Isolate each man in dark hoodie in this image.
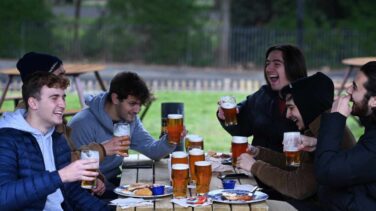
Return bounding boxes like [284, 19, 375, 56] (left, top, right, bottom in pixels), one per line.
[237, 72, 355, 210]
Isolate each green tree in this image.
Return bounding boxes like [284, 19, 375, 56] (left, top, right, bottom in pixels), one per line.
[0, 0, 54, 57]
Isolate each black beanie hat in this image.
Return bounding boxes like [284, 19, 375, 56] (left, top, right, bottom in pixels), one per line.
[281, 72, 334, 127]
[16, 52, 63, 83]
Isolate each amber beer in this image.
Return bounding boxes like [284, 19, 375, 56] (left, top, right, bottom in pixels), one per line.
[231, 136, 248, 166]
[195, 161, 212, 195]
[185, 134, 204, 151]
[283, 132, 301, 167]
[171, 151, 188, 165]
[167, 114, 184, 144]
[113, 122, 131, 155]
[80, 150, 99, 189]
[220, 96, 238, 126]
[189, 148, 205, 182]
[172, 164, 189, 198]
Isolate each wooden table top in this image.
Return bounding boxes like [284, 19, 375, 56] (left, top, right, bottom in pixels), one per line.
[0, 63, 106, 76]
[116, 154, 271, 211]
[342, 57, 376, 67]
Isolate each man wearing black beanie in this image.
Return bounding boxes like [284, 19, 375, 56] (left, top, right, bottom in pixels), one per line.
[236, 72, 355, 210]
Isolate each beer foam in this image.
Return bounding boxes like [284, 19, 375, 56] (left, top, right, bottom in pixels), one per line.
[185, 134, 199, 140]
[232, 136, 248, 144]
[113, 123, 130, 136]
[172, 163, 189, 170]
[189, 148, 204, 155]
[194, 161, 211, 166]
[283, 132, 300, 145]
[168, 114, 183, 119]
[221, 102, 236, 109]
[80, 150, 99, 159]
[172, 151, 188, 158]
[189, 135, 203, 142]
[284, 145, 299, 152]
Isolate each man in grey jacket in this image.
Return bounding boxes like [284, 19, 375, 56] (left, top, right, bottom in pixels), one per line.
[68, 71, 178, 190]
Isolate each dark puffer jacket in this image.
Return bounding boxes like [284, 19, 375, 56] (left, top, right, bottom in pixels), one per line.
[219, 85, 297, 152]
[0, 128, 108, 211]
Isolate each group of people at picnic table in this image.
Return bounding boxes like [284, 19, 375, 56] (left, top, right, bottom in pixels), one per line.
[0, 44, 374, 210]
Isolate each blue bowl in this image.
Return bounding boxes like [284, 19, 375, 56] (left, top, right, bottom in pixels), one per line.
[222, 179, 236, 189]
[151, 185, 165, 195]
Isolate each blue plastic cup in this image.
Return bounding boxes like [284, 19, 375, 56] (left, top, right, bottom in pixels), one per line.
[222, 179, 236, 189]
[151, 185, 165, 195]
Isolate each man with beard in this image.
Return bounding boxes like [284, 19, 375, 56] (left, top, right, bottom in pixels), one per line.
[315, 61, 376, 209]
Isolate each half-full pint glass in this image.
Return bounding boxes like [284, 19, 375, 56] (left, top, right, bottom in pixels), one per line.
[220, 96, 238, 126]
[185, 134, 204, 151]
[283, 132, 301, 167]
[231, 136, 248, 166]
[113, 122, 131, 155]
[172, 164, 189, 198]
[167, 114, 184, 144]
[195, 161, 212, 195]
[189, 148, 205, 182]
[80, 150, 99, 189]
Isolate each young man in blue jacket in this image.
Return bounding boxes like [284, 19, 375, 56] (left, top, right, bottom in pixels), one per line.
[315, 61, 376, 209]
[0, 72, 109, 210]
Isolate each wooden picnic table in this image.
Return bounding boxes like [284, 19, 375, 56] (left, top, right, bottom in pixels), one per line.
[338, 57, 376, 96]
[116, 154, 296, 211]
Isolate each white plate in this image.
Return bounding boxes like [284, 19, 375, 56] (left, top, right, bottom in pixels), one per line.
[208, 189, 268, 204]
[114, 185, 173, 198]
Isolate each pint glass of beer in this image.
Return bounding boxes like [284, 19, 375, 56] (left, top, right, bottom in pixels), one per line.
[113, 122, 131, 155]
[188, 148, 205, 182]
[185, 134, 204, 151]
[80, 150, 99, 189]
[167, 114, 184, 145]
[220, 96, 238, 126]
[283, 132, 301, 167]
[171, 151, 189, 165]
[172, 164, 189, 198]
[195, 161, 212, 195]
[231, 136, 248, 166]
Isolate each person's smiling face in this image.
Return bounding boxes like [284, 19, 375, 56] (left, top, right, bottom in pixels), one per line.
[265, 50, 290, 91]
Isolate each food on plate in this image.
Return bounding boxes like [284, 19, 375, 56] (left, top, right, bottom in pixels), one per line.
[134, 188, 153, 196]
[221, 192, 253, 201]
[207, 151, 231, 159]
[127, 183, 151, 191]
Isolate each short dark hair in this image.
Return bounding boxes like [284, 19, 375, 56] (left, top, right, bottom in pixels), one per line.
[360, 61, 376, 120]
[107, 72, 151, 105]
[264, 44, 307, 85]
[22, 72, 70, 110]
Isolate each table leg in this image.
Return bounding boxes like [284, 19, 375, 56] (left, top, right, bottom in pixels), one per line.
[0, 75, 13, 110]
[94, 71, 106, 91]
[337, 65, 354, 96]
[72, 75, 85, 108]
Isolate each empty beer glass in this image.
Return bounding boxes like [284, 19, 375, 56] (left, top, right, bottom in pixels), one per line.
[167, 114, 184, 144]
[188, 148, 205, 183]
[283, 132, 301, 167]
[231, 136, 248, 166]
[80, 150, 99, 189]
[220, 96, 238, 126]
[185, 134, 204, 151]
[195, 161, 212, 195]
[113, 122, 131, 155]
[172, 164, 189, 198]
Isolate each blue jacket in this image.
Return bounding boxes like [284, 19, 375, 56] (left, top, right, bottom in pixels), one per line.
[219, 85, 297, 152]
[0, 111, 108, 210]
[316, 112, 376, 210]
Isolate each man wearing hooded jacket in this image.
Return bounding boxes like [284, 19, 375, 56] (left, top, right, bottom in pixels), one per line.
[237, 72, 355, 210]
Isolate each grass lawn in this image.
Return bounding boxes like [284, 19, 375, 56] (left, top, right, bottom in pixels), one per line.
[1, 91, 363, 152]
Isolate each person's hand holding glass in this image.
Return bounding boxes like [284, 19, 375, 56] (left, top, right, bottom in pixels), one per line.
[113, 122, 131, 156]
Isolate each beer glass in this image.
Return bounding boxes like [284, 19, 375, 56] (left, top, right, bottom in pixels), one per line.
[167, 114, 184, 144]
[172, 164, 189, 198]
[188, 148, 205, 182]
[195, 161, 212, 195]
[113, 122, 131, 155]
[231, 136, 248, 166]
[185, 134, 204, 151]
[220, 96, 238, 126]
[171, 151, 189, 165]
[80, 150, 99, 189]
[283, 132, 301, 167]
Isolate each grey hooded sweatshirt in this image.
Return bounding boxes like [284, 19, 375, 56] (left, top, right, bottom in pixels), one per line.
[68, 92, 176, 181]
